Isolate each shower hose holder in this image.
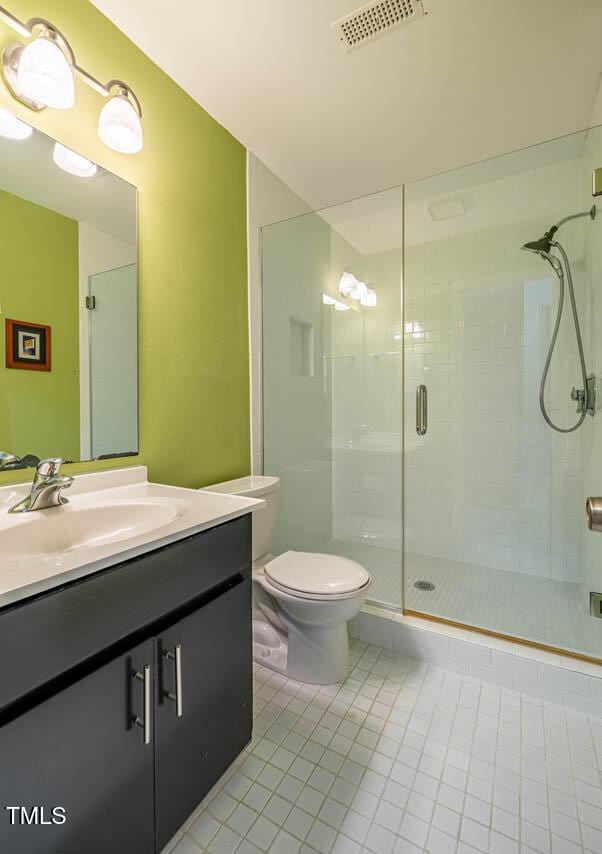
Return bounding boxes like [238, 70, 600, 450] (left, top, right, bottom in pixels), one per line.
[571, 374, 596, 415]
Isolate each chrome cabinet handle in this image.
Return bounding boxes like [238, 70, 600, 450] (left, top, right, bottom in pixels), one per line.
[163, 644, 183, 718]
[133, 664, 152, 744]
[586, 497, 602, 532]
[416, 384, 427, 435]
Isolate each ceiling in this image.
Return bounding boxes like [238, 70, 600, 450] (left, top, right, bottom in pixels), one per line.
[92, 0, 602, 210]
[319, 130, 589, 254]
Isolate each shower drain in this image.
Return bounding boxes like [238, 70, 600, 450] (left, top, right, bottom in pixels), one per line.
[414, 580, 435, 591]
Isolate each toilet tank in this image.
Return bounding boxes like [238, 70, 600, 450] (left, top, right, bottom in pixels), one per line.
[200, 475, 280, 561]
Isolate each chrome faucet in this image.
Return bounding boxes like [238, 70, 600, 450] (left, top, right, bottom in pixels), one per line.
[10, 458, 74, 513]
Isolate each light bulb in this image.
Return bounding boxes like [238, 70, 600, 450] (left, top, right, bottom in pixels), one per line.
[339, 270, 358, 297]
[98, 95, 143, 154]
[16, 36, 75, 109]
[361, 287, 377, 307]
[350, 280, 368, 301]
[322, 294, 336, 305]
[53, 142, 97, 178]
[0, 108, 32, 140]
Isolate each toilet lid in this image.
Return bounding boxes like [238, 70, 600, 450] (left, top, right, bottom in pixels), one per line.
[265, 551, 370, 596]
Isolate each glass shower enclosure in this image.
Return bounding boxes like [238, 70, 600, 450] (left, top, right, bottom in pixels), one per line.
[262, 188, 403, 609]
[261, 123, 602, 662]
[403, 125, 602, 660]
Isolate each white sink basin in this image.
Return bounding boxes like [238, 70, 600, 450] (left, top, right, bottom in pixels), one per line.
[0, 467, 265, 609]
[1, 500, 184, 559]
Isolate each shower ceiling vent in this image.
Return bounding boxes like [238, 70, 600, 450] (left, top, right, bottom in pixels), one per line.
[332, 0, 425, 53]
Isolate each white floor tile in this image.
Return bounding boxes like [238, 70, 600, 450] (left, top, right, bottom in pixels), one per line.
[160, 646, 602, 854]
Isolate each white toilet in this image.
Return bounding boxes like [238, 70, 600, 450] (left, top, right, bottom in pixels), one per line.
[201, 476, 371, 684]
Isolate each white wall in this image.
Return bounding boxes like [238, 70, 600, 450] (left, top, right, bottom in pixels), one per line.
[78, 223, 137, 458]
[246, 153, 311, 475]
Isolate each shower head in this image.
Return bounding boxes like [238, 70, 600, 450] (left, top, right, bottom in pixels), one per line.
[521, 238, 564, 274]
[521, 205, 597, 258]
[522, 235, 554, 255]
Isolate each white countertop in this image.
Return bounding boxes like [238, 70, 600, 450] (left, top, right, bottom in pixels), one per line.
[0, 466, 263, 610]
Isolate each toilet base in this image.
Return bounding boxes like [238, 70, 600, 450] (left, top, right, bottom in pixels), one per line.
[252, 617, 350, 685]
[252, 619, 288, 675]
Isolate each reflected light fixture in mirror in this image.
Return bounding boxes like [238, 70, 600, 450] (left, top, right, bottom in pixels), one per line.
[322, 293, 351, 311]
[339, 269, 358, 296]
[361, 286, 377, 307]
[0, 107, 32, 139]
[53, 142, 97, 178]
[350, 279, 368, 301]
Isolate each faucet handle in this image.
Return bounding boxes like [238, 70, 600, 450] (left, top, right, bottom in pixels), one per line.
[0, 451, 22, 470]
[36, 458, 66, 478]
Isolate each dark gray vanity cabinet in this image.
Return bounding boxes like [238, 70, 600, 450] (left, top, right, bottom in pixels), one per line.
[155, 579, 252, 850]
[0, 515, 253, 854]
[0, 638, 156, 854]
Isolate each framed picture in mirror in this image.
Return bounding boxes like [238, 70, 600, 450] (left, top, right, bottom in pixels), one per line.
[5, 318, 51, 371]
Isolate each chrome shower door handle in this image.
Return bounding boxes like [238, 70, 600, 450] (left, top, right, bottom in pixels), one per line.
[416, 384, 427, 435]
[586, 497, 602, 532]
[133, 664, 152, 744]
[163, 644, 183, 717]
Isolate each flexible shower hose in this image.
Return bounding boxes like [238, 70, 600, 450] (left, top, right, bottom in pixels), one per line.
[539, 240, 589, 433]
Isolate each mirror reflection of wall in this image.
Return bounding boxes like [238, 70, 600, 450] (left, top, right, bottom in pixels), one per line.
[0, 120, 137, 465]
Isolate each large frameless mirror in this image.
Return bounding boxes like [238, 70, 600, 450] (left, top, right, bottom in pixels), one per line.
[0, 114, 138, 468]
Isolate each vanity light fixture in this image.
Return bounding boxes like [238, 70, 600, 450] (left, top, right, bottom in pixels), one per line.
[339, 269, 358, 297]
[350, 279, 368, 301]
[98, 83, 143, 154]
[0, 6, 143, 153]
[322, 293, 350, 311]
[361, 286, 377, 307]
[10, 28, 74, 109]
[0, 106, 32, 139]
[53, 141, 97, 178]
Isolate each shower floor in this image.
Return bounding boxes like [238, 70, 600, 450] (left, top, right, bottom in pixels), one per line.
[317, 540, 602, 659]
[406, 552, 602, 660]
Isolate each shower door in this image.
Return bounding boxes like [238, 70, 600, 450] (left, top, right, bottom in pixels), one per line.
[88, 264, 138, 458]
[403, 126, 602, 660]
[262, 188, 403, 608]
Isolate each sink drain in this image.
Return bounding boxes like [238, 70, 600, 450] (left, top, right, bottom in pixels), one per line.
[414, 580, 435, 591]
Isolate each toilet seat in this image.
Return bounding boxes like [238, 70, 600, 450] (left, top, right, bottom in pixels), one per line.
[264, 551, 371, 600]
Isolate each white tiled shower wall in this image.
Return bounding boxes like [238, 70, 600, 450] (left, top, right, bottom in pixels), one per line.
[404, 170, 589, 582]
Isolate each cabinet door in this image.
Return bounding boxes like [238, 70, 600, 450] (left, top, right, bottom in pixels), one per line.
[0, 639, 155, 854]
[155, 578, 252, 850]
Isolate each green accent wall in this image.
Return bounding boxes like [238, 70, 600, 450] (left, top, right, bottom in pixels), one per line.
[0, 187, 80, 461]
[0, 0, 250, 488]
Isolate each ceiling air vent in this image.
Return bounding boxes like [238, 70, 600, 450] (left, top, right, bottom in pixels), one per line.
[332, 0, 425, 53]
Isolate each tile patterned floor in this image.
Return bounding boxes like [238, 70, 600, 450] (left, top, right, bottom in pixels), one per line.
[163, 640, 602, 854]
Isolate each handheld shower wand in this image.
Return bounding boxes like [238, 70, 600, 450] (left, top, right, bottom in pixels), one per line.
[521, 205, 596, 433]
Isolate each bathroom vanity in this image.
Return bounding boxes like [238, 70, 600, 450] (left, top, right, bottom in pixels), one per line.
[0, 468, 262, 854]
